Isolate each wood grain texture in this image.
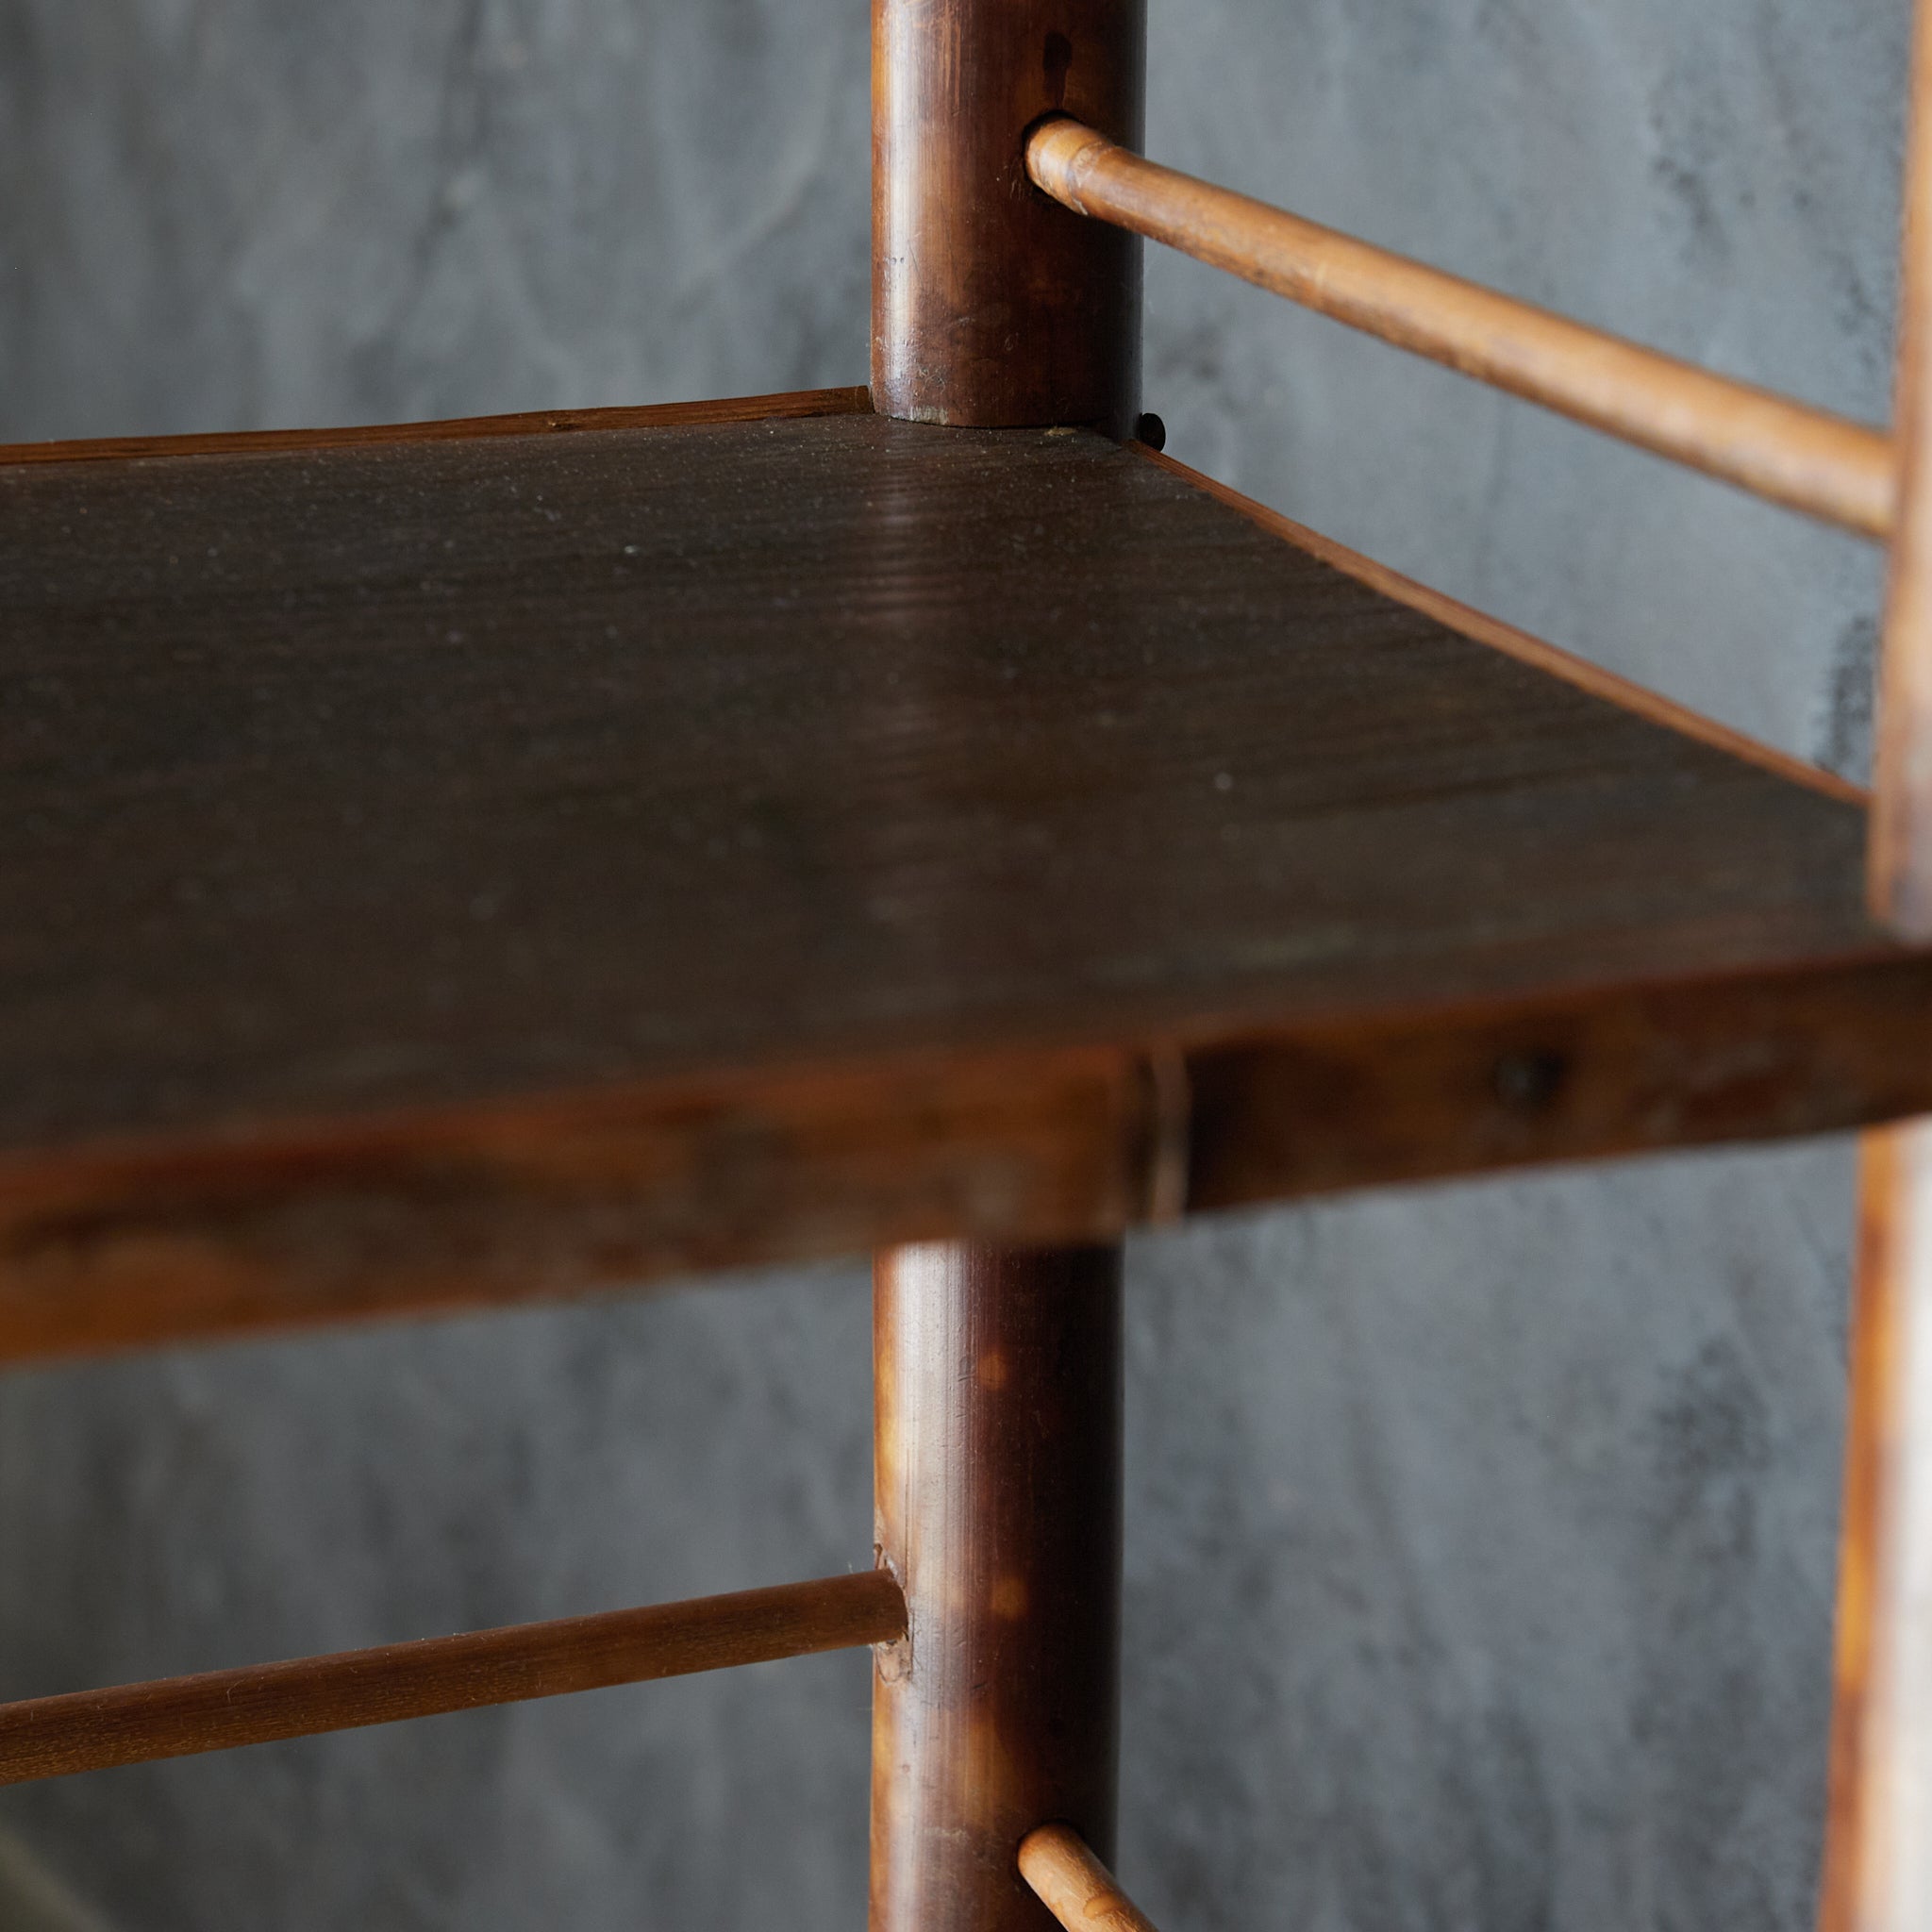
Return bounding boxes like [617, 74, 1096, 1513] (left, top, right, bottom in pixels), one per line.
[871, 1245, 1122, 1932]
[5, 409, 1931, 1355]
[872, 2, 1141, 430]
[0, 386, 873, 469]
[1031, 121, 1894, 538]
[1131, 441, 1869, 808]
[1819, 1123, 1932, 1932]
[1874, 1, 1932, 933]
[0, 1045, 1161, 1361]
[1185, 954, 1932, 1213]
[0, 1571, 905, 1787]
[1018, 1824, 1159, 1932]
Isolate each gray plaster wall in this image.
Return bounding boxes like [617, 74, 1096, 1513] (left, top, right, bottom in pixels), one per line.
[0, 3, 1904, 1927]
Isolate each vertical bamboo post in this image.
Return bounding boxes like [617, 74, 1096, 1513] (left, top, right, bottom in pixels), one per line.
[1874, 0, 1932, 934]
[871, 0, 1145, 434]
[868, 6, 1141, 1925]
[1819, 1125, 1932, 1932]
[871, 1243, 1124, 1932]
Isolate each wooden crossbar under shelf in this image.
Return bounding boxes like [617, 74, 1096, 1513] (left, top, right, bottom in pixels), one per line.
[0, 1571, 903, 1787]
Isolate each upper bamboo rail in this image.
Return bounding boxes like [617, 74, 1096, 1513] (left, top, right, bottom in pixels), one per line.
[1026, 119, 1895, 541]
[1019, 1824, 1163, 1932]
[0, 1570, 905, 1787]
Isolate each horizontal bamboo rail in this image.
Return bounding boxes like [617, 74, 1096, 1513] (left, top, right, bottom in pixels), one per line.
[1026, 119, 1895, 540]
[1020, 1823, 1163, 1931]
[0, 1569, 905, 1787]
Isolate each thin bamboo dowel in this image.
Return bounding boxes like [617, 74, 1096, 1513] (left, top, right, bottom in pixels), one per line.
[0, 1570, 905, 1787]
[1026, 119, 1895, 541]
[1874, 0, 1932, 936]
[1019, 1823, 1161, 1932]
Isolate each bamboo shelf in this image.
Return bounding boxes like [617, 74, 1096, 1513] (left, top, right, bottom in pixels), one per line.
[4, 396, 1925, 1362]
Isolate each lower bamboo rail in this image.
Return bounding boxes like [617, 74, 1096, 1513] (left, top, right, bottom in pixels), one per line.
[1019, 1824, 1161, 1932]
[0, 1570, 905, 1787]
[1025, 119, 1894, 541]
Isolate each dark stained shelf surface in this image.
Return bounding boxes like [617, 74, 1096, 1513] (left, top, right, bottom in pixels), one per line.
[3, 394, 1928, 1355]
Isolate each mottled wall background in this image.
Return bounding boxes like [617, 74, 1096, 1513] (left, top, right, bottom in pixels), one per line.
[0, 2, 1906, 1926]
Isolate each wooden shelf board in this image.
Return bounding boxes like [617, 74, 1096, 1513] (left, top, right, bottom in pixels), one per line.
[3, 391, 1924, 1357]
